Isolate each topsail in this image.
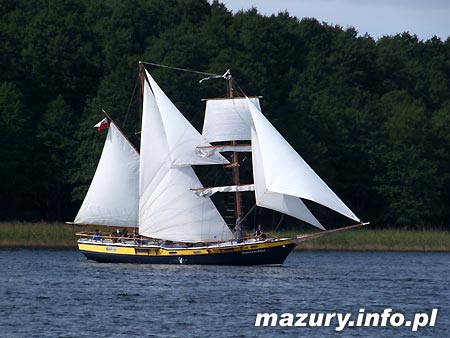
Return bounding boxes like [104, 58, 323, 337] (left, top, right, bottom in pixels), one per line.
[202, 97, 261, 143]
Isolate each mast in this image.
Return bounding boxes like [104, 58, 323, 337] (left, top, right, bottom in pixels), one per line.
[227, 72, 242, 220]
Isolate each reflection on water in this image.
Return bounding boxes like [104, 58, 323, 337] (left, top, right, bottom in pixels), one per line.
[0, 249, 448, 337]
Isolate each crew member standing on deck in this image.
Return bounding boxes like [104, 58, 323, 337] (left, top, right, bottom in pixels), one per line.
[92, 229, 101, 241]
[254, 224, 266, 240]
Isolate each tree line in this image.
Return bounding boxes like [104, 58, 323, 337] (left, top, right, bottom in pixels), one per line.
[1, 0, 449, 228]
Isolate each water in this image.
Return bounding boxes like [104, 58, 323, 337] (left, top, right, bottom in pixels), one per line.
[0, 249, 448, 338]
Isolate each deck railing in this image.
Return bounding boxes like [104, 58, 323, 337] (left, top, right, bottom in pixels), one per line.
[76, 231, 277, 247]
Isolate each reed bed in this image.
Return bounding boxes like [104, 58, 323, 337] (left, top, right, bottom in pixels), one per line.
[0, 222, 448, 251]
[0, 222, 99, 248]
[274, 228, 450, 251]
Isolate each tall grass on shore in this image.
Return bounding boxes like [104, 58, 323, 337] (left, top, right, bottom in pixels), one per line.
[0, 222, 102, 248]
[274, 228, 450, 251]
[0, 222, 449, 251]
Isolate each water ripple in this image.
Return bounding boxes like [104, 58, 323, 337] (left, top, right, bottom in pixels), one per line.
[0, 249, 448, 337]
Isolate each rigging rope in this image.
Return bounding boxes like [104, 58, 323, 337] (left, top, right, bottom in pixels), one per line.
[232, 79, 249, 98]
[141, 61, 250, 98]
[123, 74, 141, 129]
[140, 61, 222, 77]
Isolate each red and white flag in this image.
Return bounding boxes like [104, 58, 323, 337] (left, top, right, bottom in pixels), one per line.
[94, 117, 109, 131]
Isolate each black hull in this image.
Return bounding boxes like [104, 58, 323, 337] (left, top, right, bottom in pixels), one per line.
[80, 242, 296, 266]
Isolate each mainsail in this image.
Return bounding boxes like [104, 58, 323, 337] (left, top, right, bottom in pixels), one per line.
[74, 122, 139, 227]
[247, 99, 360, 225]
[138, 72, 233, 242]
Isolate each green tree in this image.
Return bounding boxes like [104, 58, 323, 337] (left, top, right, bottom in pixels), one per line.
[0, 82, 37, 219]
[0, 0, 449, 228]
[429, 103, 450, 225]
[36, 95, 77, 219]
[373, 91, 438, 226]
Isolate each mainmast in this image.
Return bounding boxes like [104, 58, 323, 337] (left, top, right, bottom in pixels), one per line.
[226, 73, 242, 220]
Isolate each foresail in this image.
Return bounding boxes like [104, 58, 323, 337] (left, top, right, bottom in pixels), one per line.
[145, 70, 228, 166]
[139, 74, 233, 242]
[202, 97, 261, 142]
[248, 99, 360, 224]
[252, 128, 324, 230]
[75, 123, 139, 227]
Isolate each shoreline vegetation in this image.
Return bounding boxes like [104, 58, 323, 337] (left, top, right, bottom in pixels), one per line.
[0, 222, 449, 251]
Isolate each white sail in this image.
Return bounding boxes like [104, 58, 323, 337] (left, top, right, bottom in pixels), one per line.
[202, 97, 261, 142]
[248, 99, 360, 224]
[74, 122, 139, 227]
[139, 76, 233, 242]
[252, 128, 324, 230]
[138, 79, 171, 203]
[139, 167, 233, 242]
[145, 70, 228, 166]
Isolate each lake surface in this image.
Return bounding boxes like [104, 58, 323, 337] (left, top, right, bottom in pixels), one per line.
[0, 249, 448, 337]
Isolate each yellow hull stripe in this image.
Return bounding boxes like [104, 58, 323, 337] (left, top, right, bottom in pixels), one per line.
[78, 240, 294, 257]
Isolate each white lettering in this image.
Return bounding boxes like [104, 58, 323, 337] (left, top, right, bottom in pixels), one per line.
[380, 308, 392, 326]
[294, 313, 308, 326]
[429, 308, 438, 326]
[364, 313, 380, 326]
[255, 313, 277, 327]
[324, 313, 336, 326]
[279, 313, 294, 326]
[412, 313, 429, 332]
[254, 308, 439, 331]
[356, 309, 365, 326]
[335, 313, 351, 332]
[308, 313, 324, 327]
[390, 313, 405, 327]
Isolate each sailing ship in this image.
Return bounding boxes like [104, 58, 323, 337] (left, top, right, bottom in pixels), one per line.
[71, 62, 365, 265]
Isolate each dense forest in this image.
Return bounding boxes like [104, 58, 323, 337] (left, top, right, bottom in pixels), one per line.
[1, 0, 449, 229]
